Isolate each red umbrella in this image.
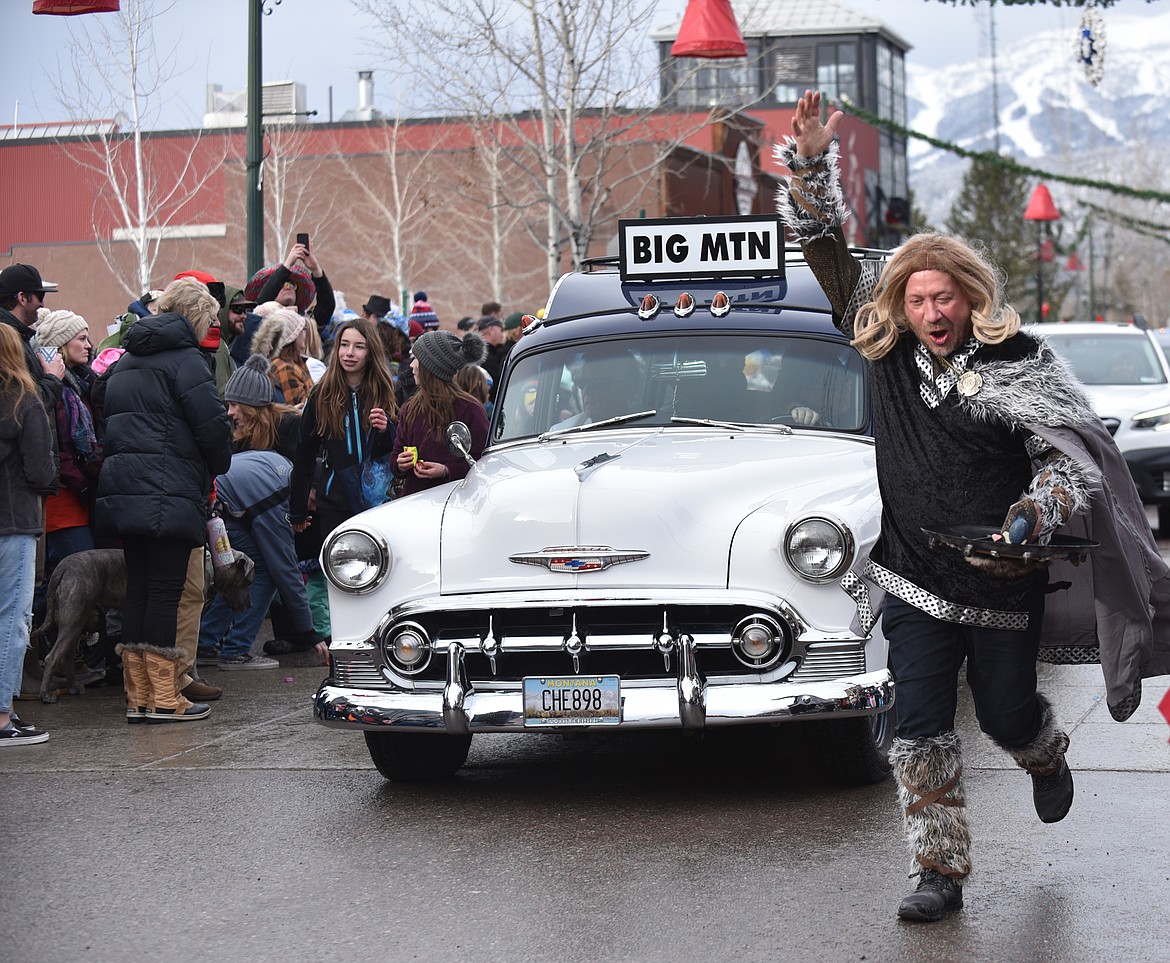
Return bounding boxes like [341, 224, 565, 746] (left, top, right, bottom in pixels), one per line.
[244, 263, 316, 314]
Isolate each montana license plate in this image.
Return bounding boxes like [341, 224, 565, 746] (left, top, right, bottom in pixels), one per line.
[522, 675, 621, 727]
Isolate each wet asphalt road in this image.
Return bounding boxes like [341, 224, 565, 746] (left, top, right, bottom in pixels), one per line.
[3, 651, 1169, 961]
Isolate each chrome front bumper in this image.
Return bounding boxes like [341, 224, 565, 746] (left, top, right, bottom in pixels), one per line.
[314, 668, 894, 733]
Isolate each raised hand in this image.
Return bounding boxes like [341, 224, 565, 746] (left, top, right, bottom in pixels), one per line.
[791, 89, 843, 160]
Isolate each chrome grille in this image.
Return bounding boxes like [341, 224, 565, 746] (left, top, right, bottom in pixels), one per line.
[332, 660, 386, 688]
[789, 646, 866, 682]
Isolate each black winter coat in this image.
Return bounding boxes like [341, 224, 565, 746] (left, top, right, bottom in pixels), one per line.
[95, 312, 233, 543]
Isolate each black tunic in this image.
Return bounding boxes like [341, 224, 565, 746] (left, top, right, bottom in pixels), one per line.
[869, 334, 1038, 615]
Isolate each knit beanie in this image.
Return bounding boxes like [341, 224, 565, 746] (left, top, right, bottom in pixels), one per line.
[410, 298, 440, 332]
[413, 331, 487, 382]
[224, 354, 274, 407]
[35, 309, 89, 348]
[277, 307, 307, 349]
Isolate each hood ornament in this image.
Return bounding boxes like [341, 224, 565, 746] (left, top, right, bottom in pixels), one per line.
[510, 546, 650, 573]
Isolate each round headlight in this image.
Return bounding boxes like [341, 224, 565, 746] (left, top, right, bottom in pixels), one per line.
[785, 517, 852, 582]
[324, 530, 387, 593]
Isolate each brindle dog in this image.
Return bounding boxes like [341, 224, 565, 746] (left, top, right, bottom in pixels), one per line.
[31, 548, 254, 704]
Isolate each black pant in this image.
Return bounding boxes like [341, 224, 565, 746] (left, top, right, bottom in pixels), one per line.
[121, 535, 197, 650]
[883, 589, 1046, 748]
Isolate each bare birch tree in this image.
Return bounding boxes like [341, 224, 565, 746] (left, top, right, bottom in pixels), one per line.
[48, 0, 224, 298]
[356, 0, 716, 293]
[332, 114, 466, 304]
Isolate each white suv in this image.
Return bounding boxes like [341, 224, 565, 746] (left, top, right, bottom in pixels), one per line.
[1031, 322, 1170, 529]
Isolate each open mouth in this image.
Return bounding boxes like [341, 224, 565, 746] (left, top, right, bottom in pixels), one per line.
[928, 330, 948, 346]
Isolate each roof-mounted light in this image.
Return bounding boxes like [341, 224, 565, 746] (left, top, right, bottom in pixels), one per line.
[710, 291, 730, 318]
[673, 293, 695, 318]
[637, 294, 661, 320]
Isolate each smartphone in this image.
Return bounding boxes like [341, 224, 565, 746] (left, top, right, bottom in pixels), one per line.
[206, 280, 226, 310]
[296, 232, 310, 252]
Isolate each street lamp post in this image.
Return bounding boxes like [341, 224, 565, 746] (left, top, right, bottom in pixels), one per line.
[246, 0, 265, 279]
[1024, 183, 1060, 324]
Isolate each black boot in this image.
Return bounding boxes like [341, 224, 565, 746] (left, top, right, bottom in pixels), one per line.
[1031, 755, 1074, 824]
[102, 633, 123, 687]
[897, 868, 964, 922]
[1004, 694, 1074, 824]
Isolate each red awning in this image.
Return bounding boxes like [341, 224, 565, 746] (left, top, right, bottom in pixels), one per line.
[670, 0, 747, 59]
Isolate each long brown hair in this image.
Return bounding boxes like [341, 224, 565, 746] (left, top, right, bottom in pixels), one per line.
[852, 232, 1020, 360]
[232, 401, 299, 452]
[310, 318, 397, 438]
[0, 325, 38, 425]
[401, 363, 480, 437]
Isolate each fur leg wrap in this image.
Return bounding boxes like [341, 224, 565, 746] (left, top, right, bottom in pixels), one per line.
[889, 731, 972, 880]
[1000, 693, 1070, 776]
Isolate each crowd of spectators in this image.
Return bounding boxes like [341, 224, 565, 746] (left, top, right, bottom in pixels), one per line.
[0, 246, 530, 746]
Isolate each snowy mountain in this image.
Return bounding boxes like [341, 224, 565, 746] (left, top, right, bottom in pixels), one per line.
[905, 7, 1170, 228]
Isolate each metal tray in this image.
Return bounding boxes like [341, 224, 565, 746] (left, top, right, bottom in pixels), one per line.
[922, 525, 1098, 564]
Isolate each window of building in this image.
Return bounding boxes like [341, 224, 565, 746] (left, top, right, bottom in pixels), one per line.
[816, 43, 858, 105]
[663, 40, 762, 108]
[769, 44, 814, 105]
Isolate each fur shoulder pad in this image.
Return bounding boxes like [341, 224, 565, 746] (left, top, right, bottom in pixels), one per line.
[962, 337, 1097, 430]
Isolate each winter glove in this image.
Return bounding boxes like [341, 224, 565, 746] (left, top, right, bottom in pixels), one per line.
[1000, 497, 1040, 544]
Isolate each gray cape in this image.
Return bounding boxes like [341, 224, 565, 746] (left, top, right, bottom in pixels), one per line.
[965, 338, 1170, 721]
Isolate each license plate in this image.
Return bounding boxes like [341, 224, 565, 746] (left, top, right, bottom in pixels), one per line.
[522, 675, 621, 727]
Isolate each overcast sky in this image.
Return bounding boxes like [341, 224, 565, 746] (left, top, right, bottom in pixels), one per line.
[0, 0, 1152, 129]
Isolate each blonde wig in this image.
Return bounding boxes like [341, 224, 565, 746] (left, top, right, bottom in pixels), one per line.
[852, 232, 1021, 361]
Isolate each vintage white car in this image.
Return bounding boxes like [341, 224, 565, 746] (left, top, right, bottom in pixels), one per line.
[314, 216, 894, 783]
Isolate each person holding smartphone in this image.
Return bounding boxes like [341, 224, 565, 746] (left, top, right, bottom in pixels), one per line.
[245, 234, 336, 336]
[29, 311, 102, 629]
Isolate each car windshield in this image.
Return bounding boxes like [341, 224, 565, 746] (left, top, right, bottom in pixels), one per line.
[492, 334, 867, 441]
[1041, 332, 1167, 386]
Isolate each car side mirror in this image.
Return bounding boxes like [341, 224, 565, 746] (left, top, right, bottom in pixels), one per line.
[445, 421, 475, 468]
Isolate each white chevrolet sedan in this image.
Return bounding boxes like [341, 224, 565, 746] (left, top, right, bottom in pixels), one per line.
[314, 216, 894, 783]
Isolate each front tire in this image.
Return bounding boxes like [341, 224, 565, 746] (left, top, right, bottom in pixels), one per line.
[364, 731, 472, 782]
[806, 711, 893, 785]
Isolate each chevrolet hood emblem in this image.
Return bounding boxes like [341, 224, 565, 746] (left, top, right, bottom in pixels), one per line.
[510, 546, 650, 573]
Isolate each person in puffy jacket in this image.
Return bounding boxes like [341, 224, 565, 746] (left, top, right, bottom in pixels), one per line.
[94, 277, 233, 725]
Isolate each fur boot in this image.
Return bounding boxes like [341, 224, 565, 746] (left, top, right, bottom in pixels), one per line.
[889, 731, 972, 879]
[999, 693, 1074, 823]
[115, 645, 149, 725]
[141, 647, 210, 724]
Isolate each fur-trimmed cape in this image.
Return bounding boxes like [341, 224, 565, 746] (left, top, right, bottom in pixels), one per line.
[964, 335, 1170, 720]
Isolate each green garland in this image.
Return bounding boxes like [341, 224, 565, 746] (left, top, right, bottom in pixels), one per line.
[929, 1, 1146, 7]
[1079, 199, 1170, 247]
[838, 99, 1170, 205]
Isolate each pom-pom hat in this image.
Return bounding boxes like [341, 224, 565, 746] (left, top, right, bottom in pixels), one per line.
[413, 331, 487, 382]
[224, 354, 275, 407]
